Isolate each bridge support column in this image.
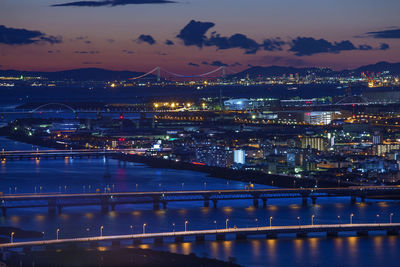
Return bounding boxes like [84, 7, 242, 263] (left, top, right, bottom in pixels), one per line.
[262, 198, 268, 208]
[236, 233, 247, 240]
[195, 235, 205, 242]
[153, 201, 160, 210]
[133, 239, 142, 245]
[350, 196, 357, 204]
[111, 204, 116, 211]
[203, 197, 210, 208]
[216, 234, 225, 241]
[154, 237, 163, 244]
[357, 231, 368, 236]
[162, 201, 167, 210]
[57, 205, 62, 214]
[361, 196, 366, 203]
[311, 197, 317, 205]
[1, 207, 6, 217]
[111, 240, 120, 248]
[100, 196, 109, 213]
[296, 232, 307, 238]
[387, 230, 398, 236]
[253, 198, 259, 208]
[175, 236, 184, 243]
[302, 197, 308, 206]
[327, 231, 338, 237]
[266, 233, 277, 239]
[48, 199, 57, 216]
[212, 199, 218, 209]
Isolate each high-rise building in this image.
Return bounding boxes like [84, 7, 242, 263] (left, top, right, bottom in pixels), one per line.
[234, 149, 245, 165]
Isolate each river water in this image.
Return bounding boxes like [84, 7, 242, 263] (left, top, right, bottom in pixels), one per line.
[1, 136, 400, 266]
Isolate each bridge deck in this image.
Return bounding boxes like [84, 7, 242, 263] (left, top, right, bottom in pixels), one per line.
[2, 223, 400, 249]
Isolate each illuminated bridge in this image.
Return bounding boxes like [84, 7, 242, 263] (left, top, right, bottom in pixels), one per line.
[0, 149, 120, 160]
[1, 186, 399, 216]
[1, 223, 400, 251]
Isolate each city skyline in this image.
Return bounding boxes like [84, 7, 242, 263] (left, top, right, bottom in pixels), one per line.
[1, 0, 400, 72]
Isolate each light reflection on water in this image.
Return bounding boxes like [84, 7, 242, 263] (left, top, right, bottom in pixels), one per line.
[1, 138, 400, 266]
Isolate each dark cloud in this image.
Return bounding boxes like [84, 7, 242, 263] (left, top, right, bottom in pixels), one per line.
[176, 20, 215, 47]
[137, 34, 156, 45]
[176, 20, 283, 54]
[202, 60, 228, 67]
[364, 28, 400, 39]
[122, 49, 134, 54]
[52, 0, 175, 7]
[206, 33, 260, 54]
[288, 37, 384, 56]
[262, 38, 285, 51]
[188, 62, 199, 67]
[0, 25, 62, 45]
[379, 43, 390, 50]
[231, 62, 242, 67]
[165, 39, 174, 45]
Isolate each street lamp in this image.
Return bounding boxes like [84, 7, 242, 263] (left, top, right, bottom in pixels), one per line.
[226, 218, 229, 229]
[100, 226, 104, 237]
[185, 220, 188, 232]
[172, 223, 175, 233]
[130, 225, 134, 234]
[56, 228, 60, 240]
[255, 218, 259, 230]
[311, 215, 315, 226]
[350, 213, 354, 224]
[390, 213, 394, 224]
[376, 214, 380, 223]
[297, 216, 301, 226]
[213, 220, 217, 231]
[143, 223, 147, 234]
[10, 232, 14, 243]
[269, 216, 273, 228]
[337, 216, 341, 226]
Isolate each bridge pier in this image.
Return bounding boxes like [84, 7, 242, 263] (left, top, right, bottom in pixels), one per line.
[296, 232, 307, 238]
[48, 199, 57, 216]
[133, 239, 142, 245]
[57, 205, 62, 214]
[350, 196, 357, 204]
[111, 240, 120, 248]
[154, 237, 163, 244]
[101, 204, 109, 213]
[302, 197, 308, 206]
[203, 196, 210, 207]
[327, 231, 338, 237]
[111, 204, 116, 211]
[195, 235, 205, 242]
[175, 236, 184, 243]
[361, 196, 366, 203]
[236, 233, 247, 240]
[153, 201, 160, 210]
[266, 233, 277, 239]
[161, 201, 167, 210]
[387, 230, 399, 236]
[212, 199, 218, 209]
[216, 234, 226, 241]
[262, 198, 268, 208]
[311, 197, 317, 205]
[357, 231, 368, 236]
[253, 198, 259, 208]
[1, 207, 6, 217]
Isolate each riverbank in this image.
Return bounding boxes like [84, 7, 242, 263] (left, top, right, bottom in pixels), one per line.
[1, 131, 359, 189]
[4, 247, 242, 267]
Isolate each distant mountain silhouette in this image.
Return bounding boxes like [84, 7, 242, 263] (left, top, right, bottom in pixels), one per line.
[0, 68, 149, 81]
[1, 62, 399, 81]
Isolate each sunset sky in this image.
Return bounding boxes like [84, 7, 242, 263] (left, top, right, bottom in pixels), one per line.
[1, 0, 400, 73]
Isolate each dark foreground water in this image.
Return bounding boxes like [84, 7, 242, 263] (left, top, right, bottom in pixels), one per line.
[1, 137, 400, 267]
